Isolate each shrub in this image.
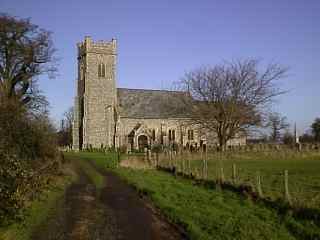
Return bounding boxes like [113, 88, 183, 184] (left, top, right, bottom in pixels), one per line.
[0, 100, 59, 225]
[151, 143, 163, 153]
[171, 142, 179, 152]
[0, 153, 31, 225]
[118, 145, 128, 154]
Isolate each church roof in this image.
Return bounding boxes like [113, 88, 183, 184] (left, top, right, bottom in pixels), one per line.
[117, 88, 189, 119]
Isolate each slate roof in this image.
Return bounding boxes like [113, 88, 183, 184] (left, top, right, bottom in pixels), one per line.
[117, 88, 188, 118]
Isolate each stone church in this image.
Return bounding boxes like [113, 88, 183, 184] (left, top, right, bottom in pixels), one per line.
[72, 37, 246, 151]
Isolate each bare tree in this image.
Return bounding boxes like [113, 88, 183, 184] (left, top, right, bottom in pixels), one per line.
[63, 106, 74, 130]
[0, 13, 56, 108]
[57, 107, 73, 147]
[266, 112, 289, 142]
[175, 59, 287, 150]
[311, 118, 320, 142]
[282, 130, 294, 145]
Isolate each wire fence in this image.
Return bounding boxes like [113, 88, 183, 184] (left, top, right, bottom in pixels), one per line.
[125, 149, 320, 209]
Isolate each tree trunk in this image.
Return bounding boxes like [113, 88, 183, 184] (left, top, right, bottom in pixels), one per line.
[218, 135, 227, 152]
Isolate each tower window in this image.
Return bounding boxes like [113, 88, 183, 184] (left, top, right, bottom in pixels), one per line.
[102, 64, 106, 77]
[98, 64, 101, 77]
[98, 63, 106, 77]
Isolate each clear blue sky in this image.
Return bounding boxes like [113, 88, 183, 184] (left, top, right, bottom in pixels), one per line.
[2, 0, 319, 133]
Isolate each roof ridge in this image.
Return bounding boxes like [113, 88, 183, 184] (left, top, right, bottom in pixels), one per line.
[117, 87, 182, 93]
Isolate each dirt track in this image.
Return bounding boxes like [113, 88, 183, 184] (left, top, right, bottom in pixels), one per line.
[32, 159, 185, 240]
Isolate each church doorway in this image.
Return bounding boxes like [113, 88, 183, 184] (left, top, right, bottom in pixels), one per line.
[138, 135, 148, 151]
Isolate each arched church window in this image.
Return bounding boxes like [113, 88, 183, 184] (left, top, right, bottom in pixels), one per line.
[98, 63, 106, 77]
[152, 129, 156, 141]
[188, 130, 194, 140]
[101, 64, 106, 77]
[98, 63, 101, 77]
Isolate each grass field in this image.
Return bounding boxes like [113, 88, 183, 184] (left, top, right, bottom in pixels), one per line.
[157, 150, 320, 208]
[70, 151, 320, 240]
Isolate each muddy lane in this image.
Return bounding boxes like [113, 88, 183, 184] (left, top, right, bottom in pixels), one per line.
[99, 170, 185, 240]
[32, 165, 115, 240]
[32, 159, 185, 240]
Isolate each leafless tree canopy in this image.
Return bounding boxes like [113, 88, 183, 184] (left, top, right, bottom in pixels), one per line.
[0, 13, 56, 107]
[176, 59, 287, 150]
[57, 107, 74, 147]
[266, 112, 290, 142]
[311, 118, 320, 142]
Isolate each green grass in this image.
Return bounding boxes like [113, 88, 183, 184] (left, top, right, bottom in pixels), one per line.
[116, 168, 320, 240]
[160, 150, 320, 208]
[71, 151, 320, 240]
[64, 152, 108, 189]
[64, 151, 119, 169]
[0, 171, 74, 240]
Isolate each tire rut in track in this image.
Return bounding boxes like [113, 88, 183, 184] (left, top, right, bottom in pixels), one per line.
[32, 162, 115, 240]
[87, 160, 186, 240]
[32, 159, 186, 240]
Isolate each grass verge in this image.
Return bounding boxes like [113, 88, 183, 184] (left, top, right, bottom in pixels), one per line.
[0, 164, 76, 240]
[159, 150, 320, 208]
[116, 168, 320, 240]
[71, 151, 320, 240]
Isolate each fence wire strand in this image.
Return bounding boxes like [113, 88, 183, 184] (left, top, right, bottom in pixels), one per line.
[148, 150, 320, 208]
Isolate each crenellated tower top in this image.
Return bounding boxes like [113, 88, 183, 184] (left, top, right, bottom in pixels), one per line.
[77, 36, 117, 57]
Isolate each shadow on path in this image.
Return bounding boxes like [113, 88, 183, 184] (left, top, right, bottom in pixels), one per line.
[99, 169, 185, 240]
[32, 158, 185, 240]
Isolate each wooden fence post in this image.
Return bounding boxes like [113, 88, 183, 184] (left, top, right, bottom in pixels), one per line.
[232, 164, 237, 184]
[188, 153, 191, 175]
[156, 152, 159, 168]
[202, 150, 206, 180]
[147, 149, 151, 162]
[256, 171, 263, 198]
[284, 170, 292, 205]
[182, 152, 185, 175]
[180, 151, 182, 172]
[176, 151, 180, 173]
[205, 149, 208, 179]
[220, 167, 225, 183]
[117, 151, 120, 168]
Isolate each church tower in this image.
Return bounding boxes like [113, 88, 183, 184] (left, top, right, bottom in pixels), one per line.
[73, 36, 117, 150]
